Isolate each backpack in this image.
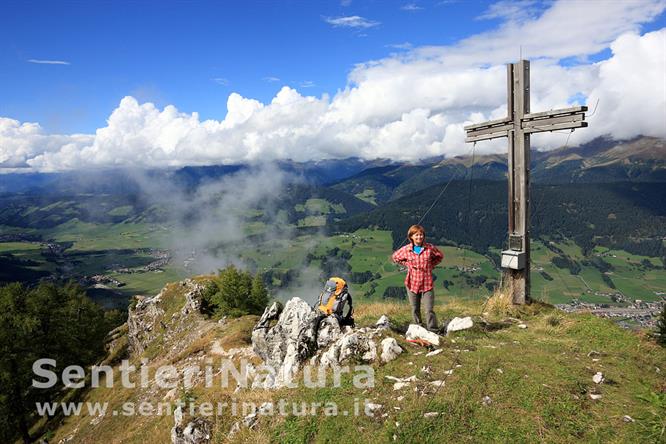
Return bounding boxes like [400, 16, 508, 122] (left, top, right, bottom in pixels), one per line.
[317, 277, 354, 327]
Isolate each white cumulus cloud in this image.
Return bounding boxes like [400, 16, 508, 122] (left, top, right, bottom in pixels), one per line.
[323, 15, 381, 29]
[585, 30, 666, 141]
[2, 0, 665, 172]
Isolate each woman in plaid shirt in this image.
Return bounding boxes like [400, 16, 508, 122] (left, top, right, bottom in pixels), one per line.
[391, 224, 444, 331]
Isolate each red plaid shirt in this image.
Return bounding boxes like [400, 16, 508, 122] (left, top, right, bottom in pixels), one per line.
[391, 242, 444, 293]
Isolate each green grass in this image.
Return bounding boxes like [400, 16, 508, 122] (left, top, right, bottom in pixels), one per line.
[556, 238, 584, 258]
[354, 188, 378, 206]
[297, 215, 327, 227]
[37, 270, 666, 444]
[257, 303, 666, 444]
[44, 296, 666, 444]
[0, 223, 187, 298]
[0, 241, 42, 252]
[0, 241, 59, 275]
[43, 219, 173, 251]
[241, 234, 322, 271]
[295, 198, 346, 215]
[578, 292, 617, 304]
[578, 267, 614, 293]
[244, 221, 267, 235]
[107, 205, 134, 217]
[67, 250, 155, 274]
[106, 267, 188, 297]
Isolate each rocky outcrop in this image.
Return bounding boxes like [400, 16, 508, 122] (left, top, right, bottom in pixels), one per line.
[181, 281, 205, 315]
[252, 298, 406, 388]
[127, 279, 207, 359]
[317, 329, 377, 367]
[171, 406, 211, 444]
[127, 293, 165, 356]
[251, 298, 323, 387]
[316, 316, 344, 349]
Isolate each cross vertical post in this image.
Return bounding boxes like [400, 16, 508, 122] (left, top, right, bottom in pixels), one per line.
[506, 60, 530, 304]
[464, 59, 588, 304]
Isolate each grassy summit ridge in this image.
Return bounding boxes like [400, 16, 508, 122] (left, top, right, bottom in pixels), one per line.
[46, 278, 666, 443]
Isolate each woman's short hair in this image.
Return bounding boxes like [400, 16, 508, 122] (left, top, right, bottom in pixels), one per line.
[407, 224, 426, 242]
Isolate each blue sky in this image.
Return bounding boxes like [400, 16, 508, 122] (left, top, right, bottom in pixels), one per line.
[2, 0, 514, 133]
[1, 0, 664, 171]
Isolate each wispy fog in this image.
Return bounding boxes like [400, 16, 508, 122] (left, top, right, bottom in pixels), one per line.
[130, 162, 329, 302]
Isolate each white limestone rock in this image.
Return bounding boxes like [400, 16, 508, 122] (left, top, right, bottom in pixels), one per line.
[593, 372, 604, 384]
[405, 324, 440, 346]
[446, 317, 474, 333]
[385, 375, 417, 383]
[171, 406, 211, 444]
[393, 382, 410, 390]
[366, 402, 383, 414]
[376, 315, 391, 329]
[380, 337, 403, 363]
[316, 316, 343, 349]
[339, 332, 376, 363]
[251, 298, 320, 388]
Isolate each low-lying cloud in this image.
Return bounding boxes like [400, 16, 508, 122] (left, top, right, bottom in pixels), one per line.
[132, 163, 294, 274]
[1, 0, 664, 172]
[130, 163, 332, 301]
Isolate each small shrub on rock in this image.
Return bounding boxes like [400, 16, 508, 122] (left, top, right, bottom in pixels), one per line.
[202, 266, 269, 318]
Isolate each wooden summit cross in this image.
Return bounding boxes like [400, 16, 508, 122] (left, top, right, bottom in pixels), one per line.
[464, 60, 588, 304]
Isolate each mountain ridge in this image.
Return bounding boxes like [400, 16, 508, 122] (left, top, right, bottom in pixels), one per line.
[1, 136, 664, 198]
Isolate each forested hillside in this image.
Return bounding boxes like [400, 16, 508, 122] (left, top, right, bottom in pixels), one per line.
[337, 180, 666, 261]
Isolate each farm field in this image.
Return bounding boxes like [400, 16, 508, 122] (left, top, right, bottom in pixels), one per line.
[1, 221, 664, 308]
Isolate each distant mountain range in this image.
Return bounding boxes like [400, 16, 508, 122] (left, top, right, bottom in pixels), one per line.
[331, 136, 666, 204]
[1, 136, 664, 289]
[1, 136, 663, 197]
[0, 158, 393, 195]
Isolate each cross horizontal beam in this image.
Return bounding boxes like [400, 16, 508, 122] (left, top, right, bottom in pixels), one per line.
[524, 120, 587, 134]
[522, 113, 584, 128]
[465, 124, 513, 143]
[464, 118, 512, 143]
[465, 131, 507, 143]
[464, 105, 588, 142]
[522, 105, 587, 121]
[522, 105, 587, 134]
[463, 116, 512, 132]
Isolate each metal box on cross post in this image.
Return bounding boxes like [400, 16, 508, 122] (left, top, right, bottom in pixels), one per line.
[501, 235, 525, 270]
